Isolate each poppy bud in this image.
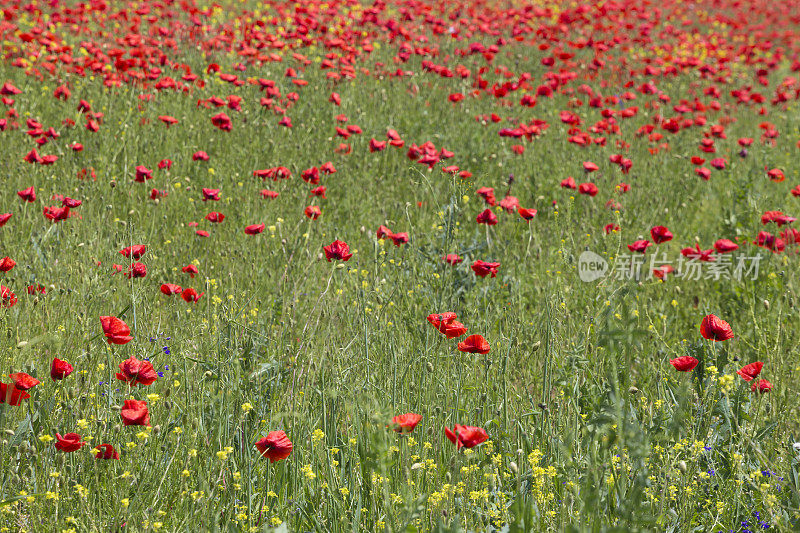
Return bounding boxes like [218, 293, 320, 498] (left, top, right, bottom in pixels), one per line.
[152, 425, 161, 434]
[677, 460, 687, 473]
[509, 461, 518, 473]
[204, 371, 213, 378]
[16, 341, 27, 349]
[629, 386, 640, 395]
[763, 299, 770, 310]
[531, 341, 541, 352]
[110, 180, 116, 188]
[426, 362, 434, 373]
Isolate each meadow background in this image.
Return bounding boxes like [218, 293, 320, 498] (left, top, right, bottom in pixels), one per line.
[1, 0, 800, 531]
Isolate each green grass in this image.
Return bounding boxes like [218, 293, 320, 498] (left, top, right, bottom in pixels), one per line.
[2, 1, 800, 532]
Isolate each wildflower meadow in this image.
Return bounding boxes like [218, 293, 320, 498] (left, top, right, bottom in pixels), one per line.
[2, 0, 800, 530]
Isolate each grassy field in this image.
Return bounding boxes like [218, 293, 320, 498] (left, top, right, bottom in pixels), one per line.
[2, 0, 800, 531]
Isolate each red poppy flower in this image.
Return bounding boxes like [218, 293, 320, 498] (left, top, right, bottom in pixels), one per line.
[255, 431, 293, 462]
[182, 264, 199, 277]
[260, 189, 280, 199]
[121, 399, 151, 426]
[202, 188, 221, 201]
[444, 425, 488, 449]
[700, 314, 734, 341]
[43, 206, 70, 222]
[116, 356, 157, 387]
[669, 356, 698, 372]
[62, 197, 82, 208]
[767, 168, 785, 182]
[0, 382, 29, 406]
[1, 285, 17, 308]
[427, 312, 468, 339]
[211, 112, 232, 131]
[181, 288, 204, 303]
[9, 372, 40, 390]
[471, 260, 500, 278]
[205, 212, 225, 223]
[159, 115, 178, 127]
[714, 239, 739, 253]
[124, 262, 147, 279]
[304, 205, 321, 220]
[244, 224, 265, 235]
[376, 225, 393, 240]
[160, 284, 182, 296]
[369, 138, 387, 152]
[751, 379, 772, 393]
[134, 165, 153, 182]
[681, 244, 715, 261]
[95, 443, 120, 460]
[0, 257, 15, 272]
[457, 334, 490, 354]
[389, 232, 409, 246]
[158, 159, 173, 170]
[1, 82, 21, 95]
[192, 151, 210, 161]
[583, 161, 599, 172]
[650, 226, 673, 244]
[476, 208, 498, 225]
[55, 433, 86, 452]
[518, 208, 537, 220]
[323, 240, 353, 262]
[499, 196, 519, 213]
[310, 186, 326, 198]
[391, 413, 422, 433]
[627, 240, 652, 253]
[560, 177, 577, 189]
[119, 245, 146, 259]
[0, 213, 11, 227]
[737, 362, 763, 382]
[51, 358, 74, 381]
[443, 254, 463, 265]
[195, 230, 210, 238]
[100, 316, 133, 345]
[476, 187, 497, 206]
[17, 186, 36, 202]
[578, 183, 598, 196]
[604, 224, 620, 234]
[27, 284, 46, 295]
[653, 265, 674, 279]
